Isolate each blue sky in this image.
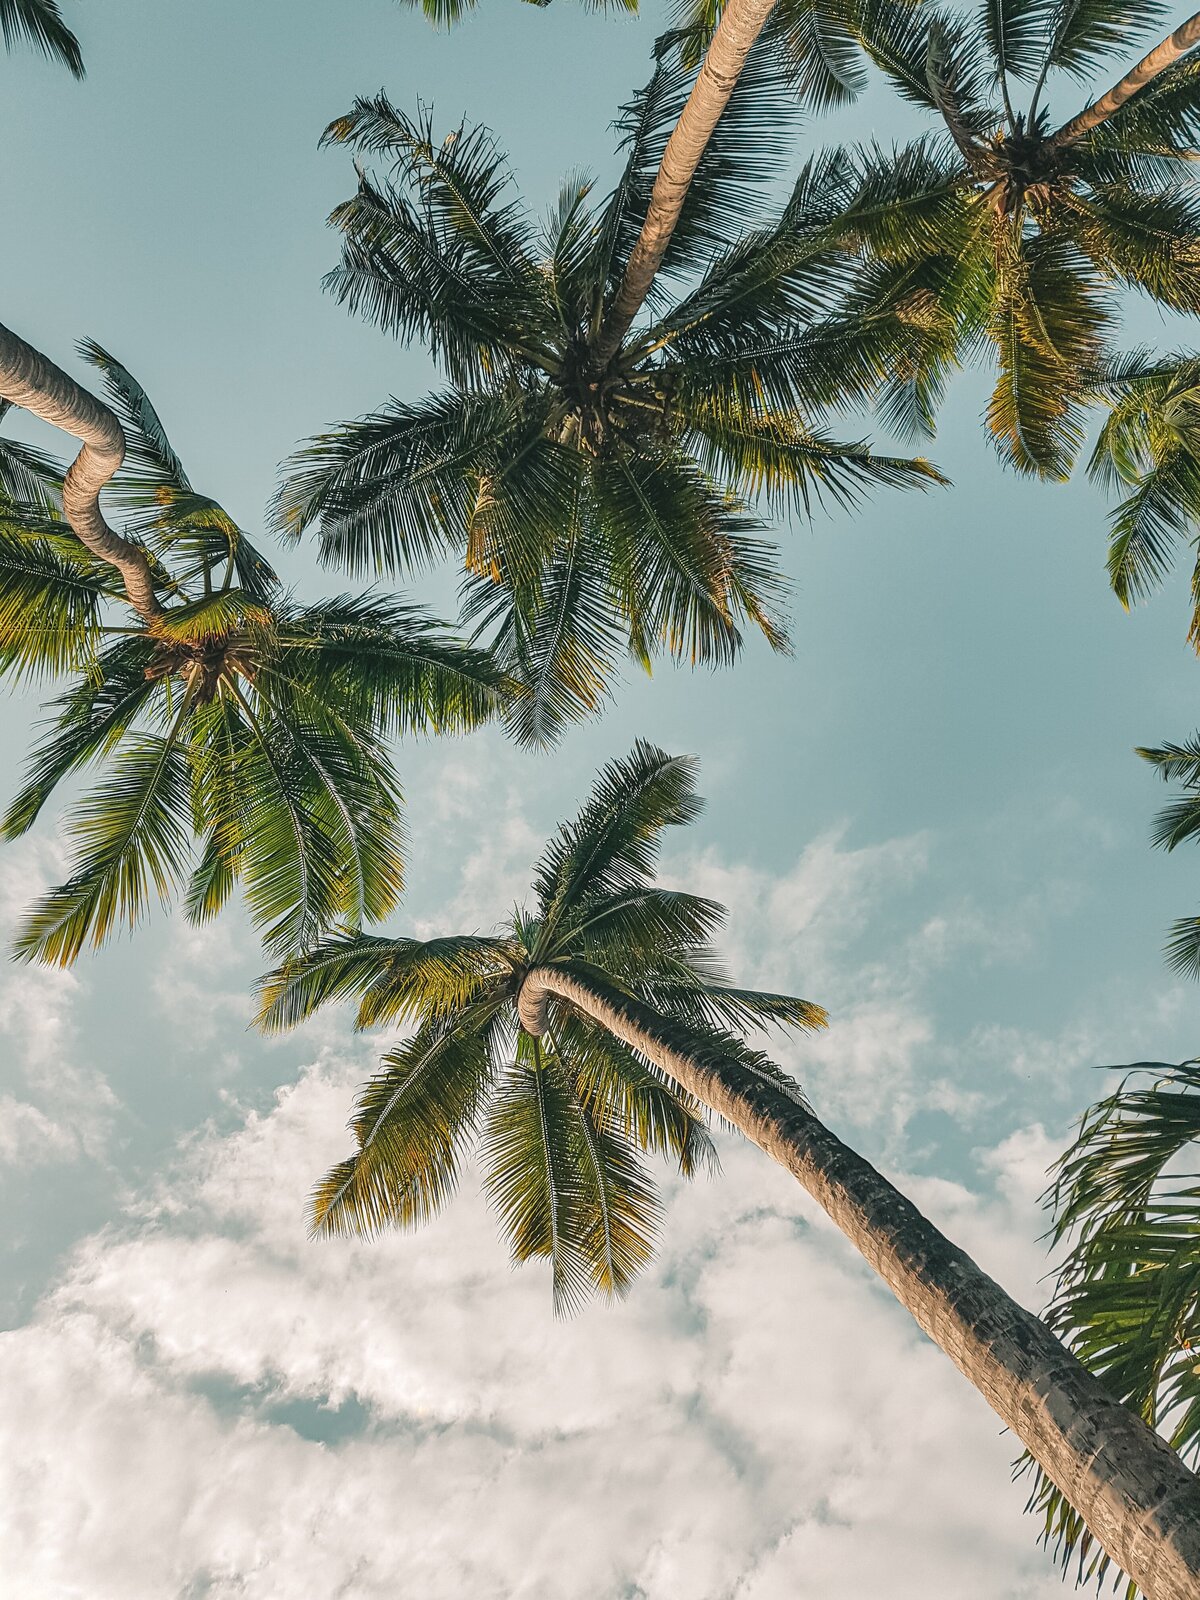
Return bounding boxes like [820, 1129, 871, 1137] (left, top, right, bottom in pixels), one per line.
[2, 3, 1200, 1595]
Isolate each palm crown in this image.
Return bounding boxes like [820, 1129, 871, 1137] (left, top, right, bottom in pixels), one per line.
[810, 0, 1200, 478]
[274, 35, 942, 746]
[0, 342, 508, 965]
[255, 740, 825, 1312]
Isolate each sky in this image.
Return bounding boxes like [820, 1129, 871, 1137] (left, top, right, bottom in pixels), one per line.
[2, 2, 1200, 1595]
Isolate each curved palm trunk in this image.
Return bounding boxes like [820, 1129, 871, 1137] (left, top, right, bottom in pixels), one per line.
[518, 965, 1200, 1600]
[1050, 10, 1200, 148]
[0, 321, 161, 619]
[595, 0, 779, 362]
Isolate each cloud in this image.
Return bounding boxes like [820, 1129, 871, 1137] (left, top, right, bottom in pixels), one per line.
[1, 1052, 1072, 1600]
[0, 841, 115, 1170]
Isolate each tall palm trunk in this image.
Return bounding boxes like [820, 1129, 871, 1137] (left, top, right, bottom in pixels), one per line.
[1050, 10, 1200, 148]
[0, 321, 161, 619]
[518, 965, 1200, 1600]
[595, 0, 779, 362]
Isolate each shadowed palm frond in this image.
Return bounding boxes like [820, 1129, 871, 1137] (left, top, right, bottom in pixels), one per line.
[1023, 1057, 1200, 1597]
[0, 0, 83, 75]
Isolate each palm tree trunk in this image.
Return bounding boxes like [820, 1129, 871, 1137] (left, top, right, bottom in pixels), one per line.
[0, 321, 161, 620]
[1049, 11, 1200, 148]
[518, 965, 1200, 1600]
[595, 0, 778, 363]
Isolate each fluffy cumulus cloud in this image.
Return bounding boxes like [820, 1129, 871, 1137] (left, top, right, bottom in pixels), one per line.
[0, 841, 115, 1171]
[1, 1049, 1071, 1600]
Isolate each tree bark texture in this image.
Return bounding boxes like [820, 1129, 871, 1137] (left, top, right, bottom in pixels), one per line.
[596, 0, 779, 361]
[518, 965, 1200, 1600]
[0, 321, 161, 619]
[1051, 11, 1200, 147]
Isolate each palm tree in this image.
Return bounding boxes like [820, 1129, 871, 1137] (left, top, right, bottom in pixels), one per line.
[259, 740, 1200, 1599]
[274, 43, 942, 745]
[0, 322, 508, 965]
[808, 1, 1200, 479]
[2, 0, 82, 75]
[1027, 1058, 1200, 1598]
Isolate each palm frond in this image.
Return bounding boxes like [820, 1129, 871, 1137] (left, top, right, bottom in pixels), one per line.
[272, 591, 512, 738]
[13, 720, 195, 965]
[1043, 0, 1171, 82]
[312, 1021, 494, 1237]
[1024, 1057, 1200, 1596]
[0, 519, 111, 681]
[0, 0, 83, 76]
[1, 638, 161, 838]
[481, 1046, 595, 1315]
[532, 741, 703, 941]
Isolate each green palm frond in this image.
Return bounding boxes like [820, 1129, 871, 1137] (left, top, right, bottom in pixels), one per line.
[592, 452, 790, 669]
[0, 405, 63, 508]
[683, 395, 946, 518]
[256, 931, 514, 1033]
[1086, 354, 1200, 630]
[1043, 0, 1171, 82]
[986, 231, 1106, 478]
[562, 1014, 719, 1176]
[483, 1043, 596, 1314]
[1065, 182, 1200, 313]
[1134, 738, 1200, 978]
[0, 0, 83, 76]
[14, 717, 195, 965]
[533, 741, 703, 943]
[0, 519, 113, 680]
[981, 0, 1057, 84]
[312, 1021, 494, 1237]
[272, 592, 512, 738]
[79, 339, 279, 600]
[2, 638, 162, 838]
[462, 494, 625, 749]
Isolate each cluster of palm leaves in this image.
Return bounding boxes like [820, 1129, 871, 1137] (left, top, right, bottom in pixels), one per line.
[274, 37, 942, 744]
[256, 741, 823, 1311]
[0, 343, 507, 964]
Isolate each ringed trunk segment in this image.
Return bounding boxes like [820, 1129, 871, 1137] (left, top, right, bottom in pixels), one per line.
[595, 0, 779, 363]
[517, 965, 1200, 1600]
[1050, 10, 1200, 148]
[0, 321, 162, 620]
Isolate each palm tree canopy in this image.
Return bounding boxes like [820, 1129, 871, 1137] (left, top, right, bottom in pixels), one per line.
[787, 0, 1200, 478]
[255, 740, 826, 1312]
[1, 0, 82, 75]
[274, 34, 943, 746]
[0, 341, 509, 965]
[1025, 1058, 1200, 1597]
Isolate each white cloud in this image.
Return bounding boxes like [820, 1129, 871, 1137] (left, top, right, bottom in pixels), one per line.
[0, 1053, 1073, 1600]
[0, 841, 115, 1170]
